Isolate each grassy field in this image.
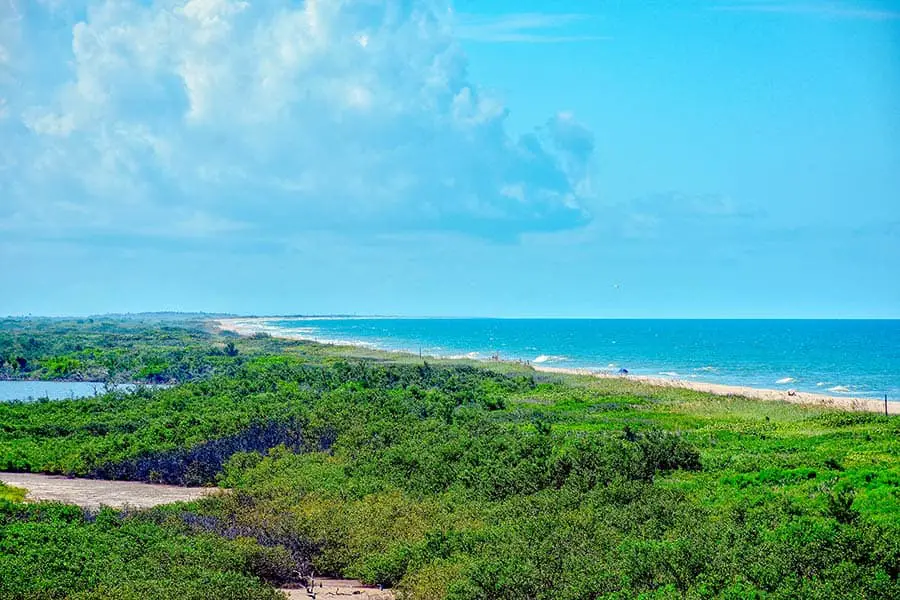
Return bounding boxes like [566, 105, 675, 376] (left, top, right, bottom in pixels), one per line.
[0, 318, 897, 599]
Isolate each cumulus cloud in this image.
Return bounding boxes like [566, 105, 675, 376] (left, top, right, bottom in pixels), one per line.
[1, 0, 595, 241]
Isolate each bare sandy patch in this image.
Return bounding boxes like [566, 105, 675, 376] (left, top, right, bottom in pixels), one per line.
[0, 472, 223, 509]
[280, 579, 392, 599]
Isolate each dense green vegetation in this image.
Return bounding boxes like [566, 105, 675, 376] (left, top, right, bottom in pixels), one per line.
[0, 501, 288, 599]
[0, 483, 25, 503]
[0, 319, 898, 598]
[0, 318, 253, 383]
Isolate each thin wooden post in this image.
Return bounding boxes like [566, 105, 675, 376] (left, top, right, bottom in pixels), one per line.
[886, 394, 890, 417]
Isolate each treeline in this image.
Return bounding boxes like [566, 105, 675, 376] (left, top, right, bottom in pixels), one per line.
[0, 318, 243, 382]
[0, 357, 550, 479]
[89, 419, 306, 485]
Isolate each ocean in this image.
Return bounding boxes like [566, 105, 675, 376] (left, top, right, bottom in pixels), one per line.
[267, 318, 900, 400]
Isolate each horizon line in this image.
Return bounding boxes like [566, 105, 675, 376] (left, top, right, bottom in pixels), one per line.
[4, 313, 900, 321]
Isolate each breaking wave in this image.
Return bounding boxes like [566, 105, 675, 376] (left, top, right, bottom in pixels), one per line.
[533, 355, 569, 364]
[448, 352, 482, 360]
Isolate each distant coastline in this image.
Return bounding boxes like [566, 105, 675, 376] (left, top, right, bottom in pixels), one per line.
[214, 317, 897, 415]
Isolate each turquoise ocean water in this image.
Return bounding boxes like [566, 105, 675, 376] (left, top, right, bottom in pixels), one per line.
[269, 318, 900, 400]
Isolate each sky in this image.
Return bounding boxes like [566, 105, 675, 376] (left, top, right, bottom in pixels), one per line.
[1, 0, 898, 318]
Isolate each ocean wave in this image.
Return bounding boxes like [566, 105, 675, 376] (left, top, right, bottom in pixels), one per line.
[828, 385, 851, 393]
[323, 338, 378, 349]
[695, 366, 717, 372]
[816, 382, 828, 387]
[533, 355, 569, 364]
[776, 377, 795, 385]
[277, 327, 317, 335]
[659, 371, 680, 377]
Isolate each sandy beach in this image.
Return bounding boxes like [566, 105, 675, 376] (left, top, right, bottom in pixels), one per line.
[214, 317, 897, 415]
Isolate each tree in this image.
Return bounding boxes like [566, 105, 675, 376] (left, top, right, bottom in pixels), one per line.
[827, 488, 859, 524]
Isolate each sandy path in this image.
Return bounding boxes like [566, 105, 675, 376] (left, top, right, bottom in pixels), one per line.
[280, 580, 393, 599]
[215, 317, 897, 415]
[0, 472, 223, 509]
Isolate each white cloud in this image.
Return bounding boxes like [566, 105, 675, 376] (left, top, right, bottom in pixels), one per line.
[3, 0, 595, 241]
[454, 12, 611, 43]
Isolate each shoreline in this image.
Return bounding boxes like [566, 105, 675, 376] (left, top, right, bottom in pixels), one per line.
[214, 317, 897, 415]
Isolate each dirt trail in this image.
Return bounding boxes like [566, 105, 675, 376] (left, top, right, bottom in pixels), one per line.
[281, 580, 393, 599]
[0, 472, 222, 509]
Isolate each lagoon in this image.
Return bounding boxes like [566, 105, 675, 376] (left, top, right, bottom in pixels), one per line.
[0, 381, 141, 402]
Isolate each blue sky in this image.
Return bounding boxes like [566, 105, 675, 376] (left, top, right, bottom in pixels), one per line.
[1, 0, 898, 317]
